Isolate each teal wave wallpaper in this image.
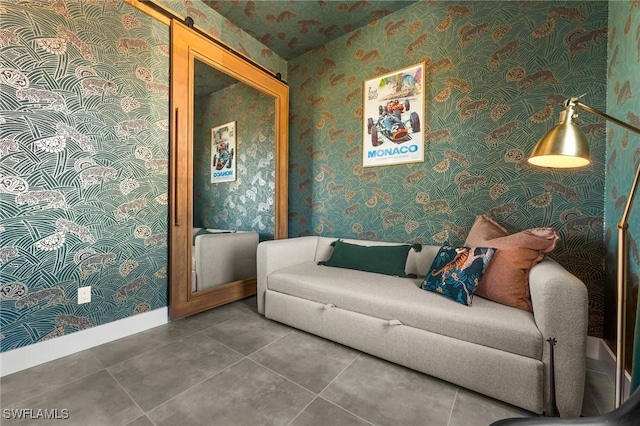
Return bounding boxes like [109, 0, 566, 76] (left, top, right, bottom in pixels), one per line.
[154, 0, 288, 79]
[605, 1, 640, 367]
[0, 0, 170, 352]
[201, 0, 417, 60]
[193, 83, 276, 241]
[287, 1, 608, 336]
[0, 0, 287, 353]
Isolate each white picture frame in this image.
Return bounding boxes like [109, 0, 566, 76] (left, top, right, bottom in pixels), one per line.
[362, 63, 425, 167]
[211, 121, 236, 183]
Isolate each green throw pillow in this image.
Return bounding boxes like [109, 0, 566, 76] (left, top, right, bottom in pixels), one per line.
[318, 240, 412, 277]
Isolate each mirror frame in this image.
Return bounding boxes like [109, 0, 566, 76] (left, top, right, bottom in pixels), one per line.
[170, 20, 289, 319]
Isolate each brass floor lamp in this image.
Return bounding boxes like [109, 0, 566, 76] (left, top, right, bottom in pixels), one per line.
[527, 96, 640, 409]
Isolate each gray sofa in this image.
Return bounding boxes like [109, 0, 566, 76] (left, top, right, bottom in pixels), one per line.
[257, 236, 588, 417]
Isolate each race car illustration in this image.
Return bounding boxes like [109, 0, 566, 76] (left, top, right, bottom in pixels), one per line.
[367, 99, 421, 146]
[212, 142, 234, 170]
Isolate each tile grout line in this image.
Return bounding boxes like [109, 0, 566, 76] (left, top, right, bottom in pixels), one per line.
[182, 309, 247, 334]
[98, 329, 201, 371]
[143, 355, 249, 417]
[310, 352, 383, 425]
[145, 415, 160, 426]
[244, 331, 375, 425]
[0, 302, 248, 401]
[195, 330, 248, 359]
[1, 350, 107, 409]
[316, 395, 378, 426]
[588, 367, 615, 386]
[111, 310, 262, 418]
[106, 309, 293, 420]
[238, 358, 325, 426]
[90, 317, 215, 371]
[105, 368, 149, 425]
[196, 309, 295, 358]
[586, 380, 604, 415]
[244, 357, 318, 396]
[284, 396, 319, 426]
[253, 354, 376, 426]
[249, 351, 369, 426]
[446, 387, 460, 426]
[317, 352, 362, 396]
[242, 327, 296, 358]
[101, 326, 237, 375]
[106, 315, 255, 372]
[108, 323, 250, 415]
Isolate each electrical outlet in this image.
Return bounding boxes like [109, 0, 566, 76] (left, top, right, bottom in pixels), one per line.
[78, 286, 91, 304]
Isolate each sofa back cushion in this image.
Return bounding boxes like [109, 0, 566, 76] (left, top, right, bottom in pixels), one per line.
[319, 240, 413, 277]
[464, 215, 559, 312]
[314, 237, 438, 277]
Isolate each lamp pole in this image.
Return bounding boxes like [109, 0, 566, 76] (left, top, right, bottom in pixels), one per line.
[570, 98, 640, 408]
[573, 100, 640, 408]
[529, 97, 640, 408]
[615, 159, 640, 407]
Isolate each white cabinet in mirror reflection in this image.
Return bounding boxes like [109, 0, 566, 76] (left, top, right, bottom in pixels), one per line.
[191, 228, 259, 293]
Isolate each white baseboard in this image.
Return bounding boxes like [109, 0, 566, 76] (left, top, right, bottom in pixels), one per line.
[0, 307, 169, 377]
[586, 335, 601, 360]
[587, 336, 632, 400]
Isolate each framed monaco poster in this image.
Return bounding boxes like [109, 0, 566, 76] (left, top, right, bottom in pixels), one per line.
[363, 63, 424, 167]
[211, 121, 236, 183]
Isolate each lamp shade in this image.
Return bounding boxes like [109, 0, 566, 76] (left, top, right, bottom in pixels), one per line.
[527, 121, 591, 168]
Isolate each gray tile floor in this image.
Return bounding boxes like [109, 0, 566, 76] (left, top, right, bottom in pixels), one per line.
[0, 296, 615, 426]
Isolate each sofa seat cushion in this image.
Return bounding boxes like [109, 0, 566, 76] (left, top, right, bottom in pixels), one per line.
[266, 261, 542, 360]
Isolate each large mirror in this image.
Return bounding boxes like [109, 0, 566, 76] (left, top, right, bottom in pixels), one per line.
[170, 20, 288, 319]
[193, 60, 277, 241]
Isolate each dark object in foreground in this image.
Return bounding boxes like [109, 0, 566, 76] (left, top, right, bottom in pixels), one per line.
[490, 388, 640, 425]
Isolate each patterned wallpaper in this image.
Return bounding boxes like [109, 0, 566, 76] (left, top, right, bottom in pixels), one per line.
[287, 1, 608, 336]
[0, 0, 286, 353]
[0, 0, 170, 352]
[605, 1, 640, 365]
[193, 82, 276, 241]
[200, 0, 417, 60]
[155, 0, 288, 79]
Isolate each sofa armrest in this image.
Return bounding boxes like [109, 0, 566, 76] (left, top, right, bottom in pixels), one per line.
[529, 257, 588, 417]
[257, 236, 319, 314]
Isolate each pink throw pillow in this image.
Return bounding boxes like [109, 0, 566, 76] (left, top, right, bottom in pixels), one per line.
[464, 215, 559, 312]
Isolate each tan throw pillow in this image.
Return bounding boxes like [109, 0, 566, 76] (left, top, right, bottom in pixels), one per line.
[464, 215, 559, 312]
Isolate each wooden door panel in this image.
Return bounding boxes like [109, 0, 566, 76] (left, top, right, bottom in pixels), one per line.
[169, 20, 288, 319]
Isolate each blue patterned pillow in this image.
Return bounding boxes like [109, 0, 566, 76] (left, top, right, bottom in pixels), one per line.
[423, 246, 495, 306]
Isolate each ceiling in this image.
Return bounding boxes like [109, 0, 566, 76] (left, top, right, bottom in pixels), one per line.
[201, 0, 418, 60]
[194, 57, 241, 96]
